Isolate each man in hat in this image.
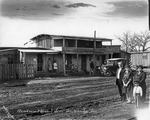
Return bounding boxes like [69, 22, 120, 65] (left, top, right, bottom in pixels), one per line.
[116, 62, 125, 101]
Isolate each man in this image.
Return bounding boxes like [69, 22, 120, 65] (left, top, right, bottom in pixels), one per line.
[116, 62, 125, 101]
[48, 58, 52, 73]
[90, 59, 94, 75]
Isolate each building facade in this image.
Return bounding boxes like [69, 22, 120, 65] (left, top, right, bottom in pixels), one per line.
[30, 34, 128, 75]
[0, 34, 130, 78]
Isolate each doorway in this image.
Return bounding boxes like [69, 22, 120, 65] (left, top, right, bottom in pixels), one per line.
[81, 55, 87, 72]
[37, 54, 43, 71]
[101, 55, 106, 64]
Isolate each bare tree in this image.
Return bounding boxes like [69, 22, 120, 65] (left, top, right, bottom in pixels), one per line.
[116, 31, 138, 52]
[128, 34, 139, 52]
[116, 31, 150, 52]
[116, 31, 131, 52]
[135, 31, 150, 52]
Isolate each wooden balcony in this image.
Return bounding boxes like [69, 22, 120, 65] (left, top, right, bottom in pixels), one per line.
[62, 45, 120, 54]
[102, 45, 121, 52]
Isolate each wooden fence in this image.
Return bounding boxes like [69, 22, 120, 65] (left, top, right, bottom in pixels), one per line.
[0, 64, 35, 81]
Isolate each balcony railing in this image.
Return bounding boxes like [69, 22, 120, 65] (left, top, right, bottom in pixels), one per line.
[102, 45, 121, 52]
[62, 45, 120, 53]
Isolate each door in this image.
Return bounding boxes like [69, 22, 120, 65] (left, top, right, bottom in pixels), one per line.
[81, 55, 87, 72]
[37, 54, 43, 71]
[101, 55, 106, 64]
[66, 54, 72, 70]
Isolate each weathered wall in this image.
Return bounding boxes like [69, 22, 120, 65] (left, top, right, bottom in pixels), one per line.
[131, 52, 150, 67]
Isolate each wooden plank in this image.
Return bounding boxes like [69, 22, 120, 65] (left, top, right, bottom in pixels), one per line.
[17, 64, 20, 79]
[23, 64, 25, 79]
[62, 47, 119, 54]
[77, 54, 79, 72]
[29, 64, 31, 78]
[3, 64, 6, 81]
[5, 64, 7, 80]
[21, 64, 23, 79]
[0, 65, 1, 80]
[18, 64, 21, 79]
[27, 64, 29, 78]
[20, 64, 23, 79]
[13, 64, 16, 79]
[0, 63, 35, 81]
[4, 64, 6, 80]
[2, 65, 4, 81]
[9, 64, 11, 80]
[25, 64, 27, 79]
[63, 54, 66, 76]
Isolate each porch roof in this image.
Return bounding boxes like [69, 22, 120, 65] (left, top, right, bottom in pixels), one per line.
[18, 49, 60, 54]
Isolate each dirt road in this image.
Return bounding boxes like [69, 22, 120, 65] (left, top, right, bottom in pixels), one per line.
[0, 76, 149, 120]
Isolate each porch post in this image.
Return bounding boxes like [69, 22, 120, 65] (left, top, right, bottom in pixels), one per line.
[75, 39, 78, 48]
[111, 53, 113, 58]
[63, 53, 66, 76]
[63, 38, 65, 47]
[77, 54, 79, 72]
[110, 40, 112, 46]
[63, 37, 66, 76]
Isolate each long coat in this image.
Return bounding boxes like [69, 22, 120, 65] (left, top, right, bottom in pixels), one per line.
[115, 68, 125, 99]
[116, 68, 125, 85]
[134, 71, 147, 101]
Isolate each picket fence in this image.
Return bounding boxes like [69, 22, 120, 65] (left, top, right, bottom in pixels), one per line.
[0, 64, 35, 81]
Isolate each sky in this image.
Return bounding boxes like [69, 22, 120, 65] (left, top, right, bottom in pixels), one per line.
[0, 0, 149, 47]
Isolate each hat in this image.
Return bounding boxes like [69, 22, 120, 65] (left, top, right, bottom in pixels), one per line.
[137, 65, 143, 69]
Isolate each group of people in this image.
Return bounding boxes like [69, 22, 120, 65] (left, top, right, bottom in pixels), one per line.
[116, 62, 147, 108]
[48, 58, 58, 73]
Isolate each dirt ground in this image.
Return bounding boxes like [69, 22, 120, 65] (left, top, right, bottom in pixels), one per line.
[0, 74, 149, 120]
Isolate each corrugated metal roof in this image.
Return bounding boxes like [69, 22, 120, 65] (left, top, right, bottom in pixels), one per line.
[0, 47, 50, 50]
[30, 34, 112, 42]
[18, 49, 60, 53]
[0, 47, 60, 54]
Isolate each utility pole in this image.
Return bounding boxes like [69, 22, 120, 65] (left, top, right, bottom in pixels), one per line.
[148, 0, 150, 30]
[93, 31, 96, 70]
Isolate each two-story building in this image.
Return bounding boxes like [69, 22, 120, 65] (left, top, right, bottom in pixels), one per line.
[30, 34, 129, 75]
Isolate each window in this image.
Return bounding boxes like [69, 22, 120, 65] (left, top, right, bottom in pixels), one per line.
[54, 39, 63, 47]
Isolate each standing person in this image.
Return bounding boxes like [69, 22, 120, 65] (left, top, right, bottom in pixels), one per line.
[90, 59, 94, 75]
[133, 81, 143, 108]
[134, 65, 147, 103]
[48, 58, 52, 73]
[122, 66, 134, 103]
[116, 62, 125, 101]
[53, 60, 58, 73]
